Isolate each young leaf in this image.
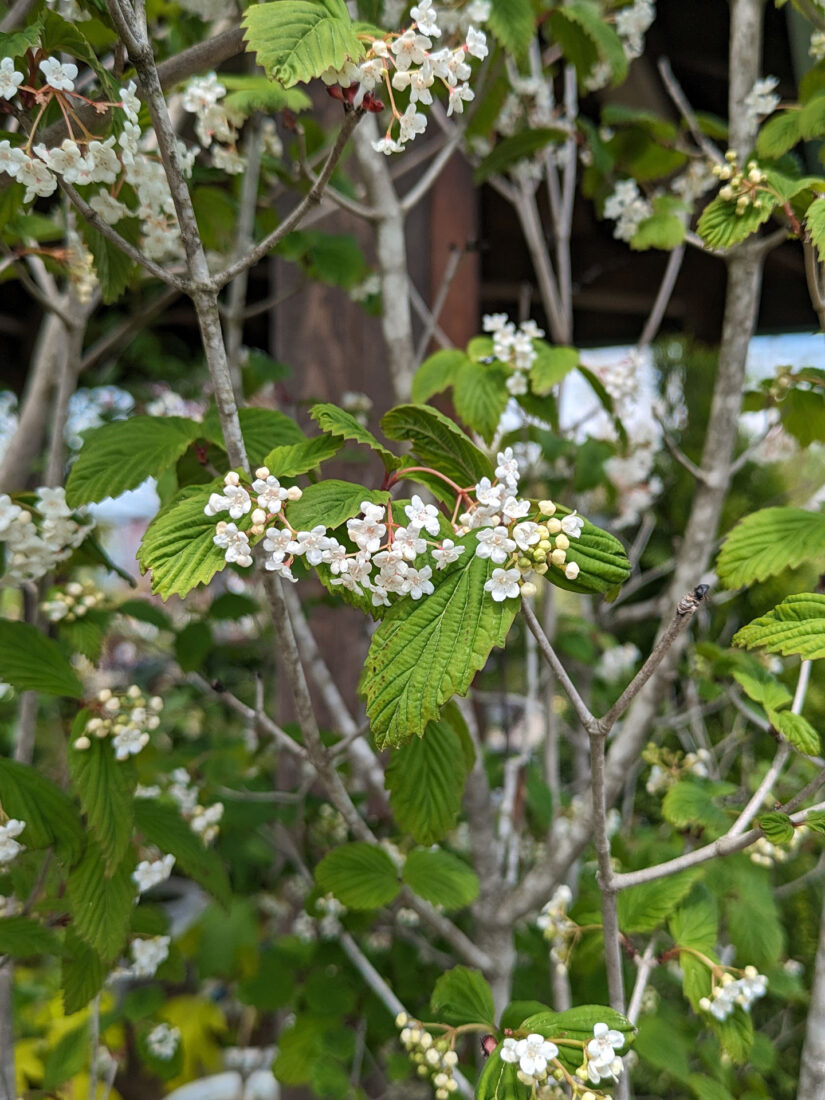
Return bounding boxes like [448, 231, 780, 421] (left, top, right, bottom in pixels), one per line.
[67, 840, 136, 963]
[0, 915, 61, 958]
[716, 507, 825, 588]
[731, 669, 792, 711]
[0, 757, 84, 864]
[79, 217, 142, 304]
[262, 434, 342, 476]
[65, 416, 199, 507]
[530, 346, 579, 395]
[548, 1, 628, 86]
[630, 208, 686, 251]
[315, 842, 400, 908]
[519, 1006, 635, 1073]
[363, 536, 518, 748]
[486, 0, 534, 57]
[243, 0, 365, 88]
[385, 715, 471, 844]
[697, 195, 775, 250]
[453, 360, 510, 443]
[68, 734, 136, 874]
[287, 480, 390, 531]
[412, 349, 468, 404]
[767, 708, 820, 755]
[381, 404, 494, 493]
[806, 195, 825, 263]
[473, 128, 568, 183]
[429, 966, 496, 1027]
[0, 620, 83, 697]
[138, 480, 227, 600]
[662, 780, 732, 835]
[134, 799, 231, 907]
[310, 402, 401, 469]
[617, 869, 700, 934]
[733, 594, 825, 659]
[758, 811, 795, 845]
[756, 109, 802, 159]
[401, 849, 479, 910]
[61, 928, 106, 1015]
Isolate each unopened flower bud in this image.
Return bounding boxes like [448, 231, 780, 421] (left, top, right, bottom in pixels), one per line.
[554, 533, 570, 551]
[252, 508, 266, 525]
[564, 561, 580, 580]
[97, 689, 112, 703]
[286, 486, 303, 501]
[534, 562, 549, 575]
[73, 736, 91, 751]
[538, 500, 556, 516]
[521, 581, 537, 597]
[224, 471, 241, 487]
[255, 466, 270, 480]
[551, 549, 567, 566]
[546, 518, 562, 534]
[533, 549, 547, 563]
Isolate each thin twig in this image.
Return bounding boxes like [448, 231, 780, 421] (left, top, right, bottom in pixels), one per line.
[626, 938, 658, 1024]
[657, 57, 725, 165]
[521, 601, 597, 733]
[638, 244, 685, 348]
[414, 244, 466, 364]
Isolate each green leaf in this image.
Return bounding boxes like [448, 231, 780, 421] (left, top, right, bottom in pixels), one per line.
[117, 599, 173, 631]
[0, 915, 61, 958]
[662, 780, 732, 835]
[473, 128, 567, 183]
[363, 535, 518, 747]
[530, 345, 579, 395]
[670, 891, 718, 952]
[310, 402, 401, 469]
[402, 849, 479, 910]
[263, 434, 342, 476]
[767, 708, 820, 754]
[519, 1006, 635, 1073]
[381, 404, 494, 494]
[0, 19, 43, 59]
[0, 620, 83, 697]
[175, 620, 213, 673]
[697, 194, 775, 250]
[138, 480, 227, 600]
[805, 809, 825, 836]
[487, 0, 534, 57]
[549, 506, 632, 596]
[221, 73, 312, 117]
[688, 1074, 736, 1100]
[243, 0, 365, 88]
[68, 733, 136, 874]
[717, 508, 825, 588]
[315, 842, 400, 908]
[0, 757, 84, 864]
[42, 1023, 89, 1089]
[758, 811, 795, 845]
[731, 669, 792, 711]
[430, 966, 496, 1027]
[617, 870, 700, 934]
[548, 1, 627, 86]
[475, 1051, 530, 1100]
[61, 928, 105, 1015]
[800, 92, 825, 140]
[134, 799, 231, 906]
[724, 865, 784, 969]
[756, 109, 802, 158]
[630, 209, 686, 251]
[499, 1001, 553, 1030]
[237, 406, 306, 462]
[806, 195, 825, 263]
[385, 716, 471, 844]
[781, 387, 825, 445]
[634, 1015, 692, 1084]
[67, 841, 136, 963]
[453, 360, 510, 443]
[733, 594, 825, 659]
[80, 216, 142, 303]
[66, 416, 199, 507]
[412, 349, 469, 404]
[287, 480, 390, 531]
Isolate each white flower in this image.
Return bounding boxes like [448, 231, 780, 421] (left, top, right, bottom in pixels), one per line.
[475, 526, 517, 564]
[495, 447, 520, 488]
[39, 56, 79, 92]
[399, 102, 428, 142]
[393, 524, 427, 560]
[499, 1037, 519, 1063]
[347, 505, 386, 553]
[262, 525, 293, 565]
[112, 724, 150, 760]
[586, 1022, 625, 1082]
[447, 83, 474, 115]
[391, 29, 431, 71]
[89, 189, 130, 225]
[17, 156, 57, 201]
[405, 494, 441, 536]
[130, 935, 171, 978]
[615, 0, 655, 58]
[411, 0, 440, 35]
[0, 57, 24, 100]
[119, 81, 140, 120]
[744, 76, 780, 123]
[466, 26, 488, 60]
[513, 1033, 558, 1079]
[506, 372, 528, 395]
[484, 567, 521, 602]
[512, 521, 540, 551]
[483, 313, 509, 333]
[288, 525, 330, 566]
[213, 522, 253, 567]
[560, 511, 584, 538]
[432, 539, 465, 569]
[0, 140, 26, 177]
[146, 1022, 180, 1060]
[132, 853, 176, 893]
[0, 819, 25, 865]
[501, 496, 530, 521]
[406, 564, 434, 599]
[372, 136, 404, 155]
[182, 72, 226, 113]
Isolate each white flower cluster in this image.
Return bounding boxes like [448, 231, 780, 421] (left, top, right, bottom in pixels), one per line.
[699, 967, 767, 1021]
[129, 935, 170, 979]
[74, 686, 163, 761]
[0, 819, 25, 866]
[536, 885, 577, 973]
[0, 488, 93, 586]
[181, 72, 245, 175]
[41, 580, 104, 623]
[603, 179, 652, 243]
[749, 824, 805, 869]
[316, 892, 347, 939]
[206, 468, 302, 575]
[132, 852, 176, 894]
[396, 1014, 459, 1099]
[137, 767, 225, 845]
[586, 0, 655, 90]
[482, 313, 545, 395]
[711, 150, 771, 217]
[671, 159, 716, 207]
[320, 7, 487, 154]
[594, 351, 641, 409]
[811, 31, 825, 61]
[146, 1022, 181, 1060]
[579, 1023, 625, 1086]
[596, 642, 640, 683]
[500, 1033, 559, 1088]
[603, 427, 662, 529]
[743, 76, 780, 129]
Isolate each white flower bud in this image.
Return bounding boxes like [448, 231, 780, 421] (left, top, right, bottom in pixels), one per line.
[97, 689, 112, 702]
[554, 533, 570, 551]
[546, 518, 562, 534]
[286, 486, 303, 501]
[224, 471, 241, 487]
[551, 549, 567, 566]
[564, 561, 580, 580]
[255, 466, 270, 479]
[73, 736, 91, 751]
[395, 1012, 408, 1028]
[520, 581, 537, 597]
[538, 500, 556, 516]
[252, 508, 266, 525]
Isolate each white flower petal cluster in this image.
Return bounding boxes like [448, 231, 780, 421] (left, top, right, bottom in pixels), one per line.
[483, 313, 544, 392]
[0, 819, 25, 866]
[41, 580, 104, 623]
[699, 967, 767, 1020]
[537, 885, 577, 971]
[0, 488, 93, 586]
[146, 1022, 181, 1060]
[596, 642, 640, 682]
[0, 57, 24, 100]
[604, 178, 652, 242]
[396, 1014, 459, 1099]
[75, 686, 162, 760]
[584, 1022, 625, 1084]
[129, 935, 171, 978]
[500, 1033, 559, 1085]
[132, 853, 176, 894]
[39, 56, 78, 91]
[615, 0, 655, 59]
[744, 76, 780, 127]
[182, 73, 246, 173]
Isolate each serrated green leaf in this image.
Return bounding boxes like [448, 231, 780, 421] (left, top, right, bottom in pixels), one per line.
[0, 915, 61, 958]
[733, 594, 825, 659]
[670, 890, 718, 952]
[473, 128, 567, 183]
[385, 716, 470, 844]
[519, 1006, 635, 1073]
[697, 194, 775, 249]
[67, 841, 136, 963]
[487, 0, 534, 57]
[731, 669, 792, 711]
[0, 19, 43, 59]
[662, 780, 731, 835]
[138, 480, 227, 600]
[756, 109, 802, 159]
[688, 1073, 737, 1100]
[710, 1006, 754, 1065]
[453, 361, 510, 443]
[548, 1, 627, 87]
[475, 1051, 530, 1100]
[430, 966, 496, 1027]
[66, 416, 199, 507]
[807, 195, 825, 263]
[57, 615, 105, 663]
[68, 733, 136, 874]
[381, 404, 494, 494]
[0, 757, 84, 864]
[315, 842, 400, 908]
[548, 505, 632, 595]
[79, 217, 141, 304]
[221, 73, 312, 119]
[630, 209, 686, 251]
[243, 0, 364, 88]
[799, 92, 825, 140]
[780, 386, 825, 446]
[263, 434, 342, 476]
[402, 848, 479, 910]
[287, 480, 390, 531]
[364, 535, 518, 747]
[717, 508, 825, 588]
[0, 619, 83, 697]
[134, 799, 231, 906]
[805, 809, 825, 836]
[61, 928, 106, 1015]
[310, 402, 401, 468]
[412, 349, 469, 404]
[757, 811, 795, 845]
[767, 708, 820, 754]
[617, 869, 700, 934]
[530, 345, 579, 395]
